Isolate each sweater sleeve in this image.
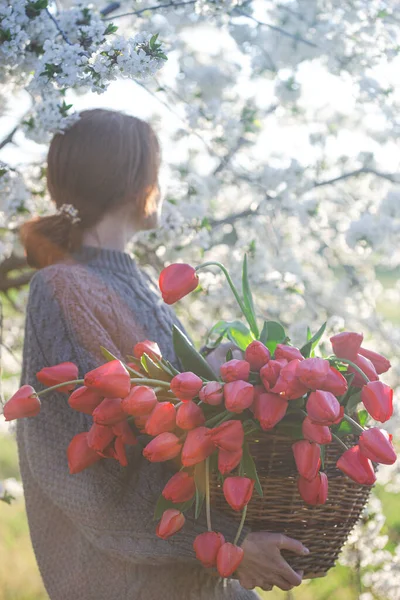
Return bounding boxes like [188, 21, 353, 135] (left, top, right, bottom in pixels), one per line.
[18, 268, 249, 567]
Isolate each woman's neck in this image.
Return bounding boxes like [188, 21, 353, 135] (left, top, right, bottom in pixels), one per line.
[82, 211, 136, 252]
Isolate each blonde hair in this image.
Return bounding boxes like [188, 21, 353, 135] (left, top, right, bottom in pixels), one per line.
[20, 109, 160, 269]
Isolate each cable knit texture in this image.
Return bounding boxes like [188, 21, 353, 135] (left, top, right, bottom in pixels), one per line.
[16, 246, 257, 600]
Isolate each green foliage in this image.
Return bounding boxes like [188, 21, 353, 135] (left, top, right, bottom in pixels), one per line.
[241, 442, 263, 497]
[259, 321, 287, 354]
[300, 322, 327, 358]
[194, 462, 206, 519]
[206, 319, 254, 351]
[173, 325, 217, 380]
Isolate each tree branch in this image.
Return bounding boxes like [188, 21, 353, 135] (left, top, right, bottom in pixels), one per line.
[46, 8, 73, 45]
[102, 0, 196, 20]
[311, 167, 400, 189]
[0, 124, 19, 150]
[0, 254, 33, 293]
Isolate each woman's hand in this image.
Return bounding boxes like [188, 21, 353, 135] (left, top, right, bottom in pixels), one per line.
[237, 532, 308, 592]
[205, 342, 243, 373]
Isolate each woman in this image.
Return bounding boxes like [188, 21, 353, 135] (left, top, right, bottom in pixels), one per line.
[17, 109, 307, 600]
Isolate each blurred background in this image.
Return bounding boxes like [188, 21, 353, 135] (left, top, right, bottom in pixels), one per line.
[0, 1, 399, 598]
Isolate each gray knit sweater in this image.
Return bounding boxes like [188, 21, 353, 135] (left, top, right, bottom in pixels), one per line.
[16, 246, 258, 600]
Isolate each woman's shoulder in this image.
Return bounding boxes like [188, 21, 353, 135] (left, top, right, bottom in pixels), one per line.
[29, 261, 104, 300]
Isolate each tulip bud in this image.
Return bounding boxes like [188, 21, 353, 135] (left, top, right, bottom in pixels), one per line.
[193, 532, 225, 568]
[253, 392, 288, 430]
[245, 341, 271, 371]
[298, 472, 328, 505]
[170, 372, 203, 402]
[145, 402, 176, 436]
[162, 471, 196, 503]
[67, 432, 102, 474]
[302, 416, 332, 444]
[296, 358, 330, 389]
[260, 359, 286, 391]
[156, 509, 185, 539]
[3, 385, 40, 421]
[292, 440, 321, 481]
[336, 445, 376, 485]
[176, 400, 205, 430]
[87, 423, 115, 452]
[358, 347, 391, 375]
[319, 367, 348, 396]
[218, 447, 243, 475]
[143, 432, 182, 462]
[36, 361, 79, 392]
[270, 360, 308, 400]
[84, 360, 131, 399]
[134, 413, 151, 432]
[113, 436, 128, 467]
[199, 381, 224, 406]
[133, 340, 162, 361]
[208, 420, 244, 452]
[92, 397, 126, 426]
[330, 332, 363, 361]
[112, 420, 137, 446]
[121, 385, 157, 417]
[159, 263, 199, 304]
[359, 428, 396, 465]
[224, 380, 254, 413]
[220, 359, 250, 383]
[181, 426, 215, 467]
[68, 386, 103, 415]
[223, 476, 255, 511]
[349, 354, 379, 388]
[306, 390, 341, 425]
[361, 381, 393, 423]
[217, 543, 244, 577]
[274, 344, 304, 362]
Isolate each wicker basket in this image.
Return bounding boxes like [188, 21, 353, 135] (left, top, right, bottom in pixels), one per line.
[210, 431, 371, 579]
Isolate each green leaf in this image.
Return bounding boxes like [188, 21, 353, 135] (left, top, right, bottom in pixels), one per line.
[320, 444, 325, 470]
[334, 419, 352, 435]
[242, 255, 259, 337]
[194, 462, 206, 519]
[346, 390, 362, 413]
[300, 322, 326, 358]
[153, 494, 194, 520]
[226, 348, 233, 361]
[241, 442, 263, 497]
[100, 346, 119, 362]
[206, 320, 254, 351]
[140, 353, 171, 381]
[358, 410, 369, 427]
[259, 321, 268, 345]
[173, 325, 217, 380]
[264, 321, 286, 354]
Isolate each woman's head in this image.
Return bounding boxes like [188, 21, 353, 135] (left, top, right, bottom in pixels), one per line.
[20, 109, 161, 268]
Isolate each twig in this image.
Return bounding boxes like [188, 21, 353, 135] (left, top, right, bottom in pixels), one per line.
[311, 167, 399, 189]
[102, 0, 196, 20]
[46, 8, 73, 45]
[0, 125, 19, 150]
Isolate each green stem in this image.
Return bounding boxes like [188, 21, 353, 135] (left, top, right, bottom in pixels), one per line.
[130, 378, 170, 388]
[333, 357, 370, 384]
[205, 457, 212, 532]
[343, 413, 365, 435]
[196, 261, 255, 336]
[234, 504, 248, 546]
[332, 433, 349, 452]
[36, 380, 84, 396]
[205, 409, 230, 428]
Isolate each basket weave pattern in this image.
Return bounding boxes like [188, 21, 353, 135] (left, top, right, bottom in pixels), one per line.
[210, 432, 371, 579]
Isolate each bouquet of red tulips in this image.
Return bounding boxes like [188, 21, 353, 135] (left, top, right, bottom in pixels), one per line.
[4, 256, 397, 578]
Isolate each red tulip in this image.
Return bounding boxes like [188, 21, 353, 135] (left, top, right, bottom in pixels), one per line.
[224, 380, 254, 413]
[134, 413, 151, 432]
[112, 421, 138, 445]
[67, 432, 102, 474]
[121, 385, 157, 417]
[133, 340, 162, 361]
[260, 359, 287, 391]
[361, 381, 393, 423]
[217, 543, 244, 577]
[359, 428, 397, 465]
[218, 447, 243, 475]
[176, 400, 205, 430]
[68, 386, 103, 415]
[302, 416, 332, 444]
[170, 372, 203, 402]
[159, 263, 199, 304]
[181, 426, 215, 467]
[274, 344, 304, 362]
[270, 360, 308, 400]
[92, 397, 126, 426]
[220, 359, 250, 383]
[319, 367, 348, 396]
[349, 354, 379, 387]
[292, 440, 321, 481]
[3, 385, 40, 421]
[113, 436, 128, 467]
[245, 341, 271, 371]
[336, 445, 376, 485]
[84, 360, 131, 399]
[36, 361, 79, 392]
[296, 358, 330, 389]
[253, 392, 288, 430]
[223, 476, 255, 511]
[162, 471, 196, 503]
[87, 423, 115, 452]
[208, 420, 244, 452]
[330, 332, 363, 361]
[145, 402, 176, 436]
[199, 382, 224, 406]
[306, 390, 341, 425]
[143, 432, 182, 462]
[333, 405, 345, 425]
[156, 509, 185, 539]
[359, 347, 391, 375]
[193, 532, 225, 568]
[298, 472, 328, 505]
